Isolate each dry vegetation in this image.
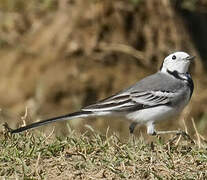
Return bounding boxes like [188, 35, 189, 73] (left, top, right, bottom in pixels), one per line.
[0, 0, 206, 136]
[1, 0, 207, 179]
[0, 129, 207, 179]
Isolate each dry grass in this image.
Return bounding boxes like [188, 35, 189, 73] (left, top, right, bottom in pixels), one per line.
[0, 0, 207, 137]
[0, 1, 207, 179]
[0, 128, 207, 179]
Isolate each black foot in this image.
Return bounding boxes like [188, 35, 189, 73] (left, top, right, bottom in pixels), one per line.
[176, 131, 195, 144]
[166, 130, 195, 145]
[151, 131, 157, 136]
[129, 122, 137, 134]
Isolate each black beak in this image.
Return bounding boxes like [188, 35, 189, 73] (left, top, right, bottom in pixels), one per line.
[186, 56, 195, 61]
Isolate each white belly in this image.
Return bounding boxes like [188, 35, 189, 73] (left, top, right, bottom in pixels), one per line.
[126, 105, 182, 125]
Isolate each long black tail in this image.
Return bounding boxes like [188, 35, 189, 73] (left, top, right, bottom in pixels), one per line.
[11, 111, 92, 134]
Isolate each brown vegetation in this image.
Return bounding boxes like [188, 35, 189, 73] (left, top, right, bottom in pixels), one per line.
[0, 0, 207, 138]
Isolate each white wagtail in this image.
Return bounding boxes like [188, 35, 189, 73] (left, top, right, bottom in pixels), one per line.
[11, 51, 195, 135]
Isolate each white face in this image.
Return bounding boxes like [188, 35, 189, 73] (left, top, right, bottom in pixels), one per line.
[161, 52, 193, 74]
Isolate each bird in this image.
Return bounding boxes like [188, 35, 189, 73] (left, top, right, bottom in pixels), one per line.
[11, 51, 195, 136]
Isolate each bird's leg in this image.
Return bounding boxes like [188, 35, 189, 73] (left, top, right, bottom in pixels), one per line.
[146, 122, 156, 135]
[153, 130, 194, 144]
[129, 122, 137, 134]
[155, 130, 182, 135]
[146, 122, 194, 143]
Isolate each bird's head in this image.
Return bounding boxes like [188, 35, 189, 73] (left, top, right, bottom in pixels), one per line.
[160, 51, 195, 74]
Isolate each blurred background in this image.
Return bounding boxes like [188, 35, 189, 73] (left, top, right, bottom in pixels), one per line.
[0, 0, 207, 139]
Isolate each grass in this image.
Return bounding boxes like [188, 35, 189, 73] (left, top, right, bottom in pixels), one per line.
[0, 0, 206, 178]
[0, 128, 207, 179]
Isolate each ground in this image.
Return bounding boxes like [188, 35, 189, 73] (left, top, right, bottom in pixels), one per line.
[1, 0, 207, 179]
[0, 129, 207, 179]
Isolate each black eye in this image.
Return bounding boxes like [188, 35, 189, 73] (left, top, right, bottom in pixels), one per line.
[172, 55, 176, 60]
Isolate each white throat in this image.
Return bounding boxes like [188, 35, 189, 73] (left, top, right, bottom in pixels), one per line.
[160, 65, 189, 74]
